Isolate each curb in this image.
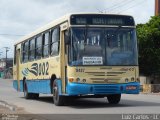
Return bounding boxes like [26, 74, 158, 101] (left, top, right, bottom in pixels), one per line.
[140, 93, 160, 95]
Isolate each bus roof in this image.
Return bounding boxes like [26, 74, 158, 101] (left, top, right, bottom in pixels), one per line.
[14, 13, 134, 45]
[14, 14, 70, 45]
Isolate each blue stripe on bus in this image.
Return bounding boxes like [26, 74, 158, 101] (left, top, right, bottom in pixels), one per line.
[13, 80, 18, 91]
[56, 79, 63, 95]
[13, 80, 24, 92]
[13, 80, 140, 95]
[66, 82, 140, 95]
[26, 80, 51, 94]
[13, 79, 51, 94]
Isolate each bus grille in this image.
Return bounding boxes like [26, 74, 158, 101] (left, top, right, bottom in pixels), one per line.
[93, 85, 120, 94]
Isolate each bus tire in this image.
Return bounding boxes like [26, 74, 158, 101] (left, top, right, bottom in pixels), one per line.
[53, 80, 65, 106]
[24, 81, 33, 99]
[32, 93, 39, 99]
[107, 94, 121, 104]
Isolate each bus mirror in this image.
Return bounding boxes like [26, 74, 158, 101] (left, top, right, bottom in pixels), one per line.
[65, 36, 70, 45]
[64, 30, 70, 45]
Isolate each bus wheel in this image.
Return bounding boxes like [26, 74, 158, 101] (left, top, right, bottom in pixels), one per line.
[107, 94, 121, 104]
[53, 80, 65, 106]
[32, 93, 39, 99]
[24, 81, 33, 99]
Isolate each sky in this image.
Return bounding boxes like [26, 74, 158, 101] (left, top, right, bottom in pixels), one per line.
[0, 0, 155, 58]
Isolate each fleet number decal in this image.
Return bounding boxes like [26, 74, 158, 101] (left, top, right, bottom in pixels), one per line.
[76, 68, 85, 72]
[22, 62, 49, 76]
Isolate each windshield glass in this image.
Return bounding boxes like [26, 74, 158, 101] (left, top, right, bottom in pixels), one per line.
[69, 27, 138, 66]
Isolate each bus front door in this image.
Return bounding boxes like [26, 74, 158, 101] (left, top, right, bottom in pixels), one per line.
[60, 22, 68, 94]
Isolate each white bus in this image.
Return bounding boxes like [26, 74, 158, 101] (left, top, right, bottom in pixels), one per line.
[13, 13, 140, 106]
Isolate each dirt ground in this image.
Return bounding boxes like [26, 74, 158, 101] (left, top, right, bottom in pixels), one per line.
[0, 105, 46, 120]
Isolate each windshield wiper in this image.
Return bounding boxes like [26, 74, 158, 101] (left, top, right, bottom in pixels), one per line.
[84, 25, 89, 45]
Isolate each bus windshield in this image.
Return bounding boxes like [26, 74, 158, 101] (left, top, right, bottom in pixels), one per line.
[69, 27, 138, 66]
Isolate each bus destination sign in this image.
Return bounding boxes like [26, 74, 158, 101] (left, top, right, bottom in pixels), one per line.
[71, 14, 135, 26]
[92, 18, 124, 25]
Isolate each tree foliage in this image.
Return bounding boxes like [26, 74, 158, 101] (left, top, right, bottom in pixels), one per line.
[137, 15, 160, 76]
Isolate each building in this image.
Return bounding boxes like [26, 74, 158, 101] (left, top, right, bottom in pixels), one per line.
[0, 59, 6, 71]
[0, 58, 13, 70]
[155, 0, 160, 16]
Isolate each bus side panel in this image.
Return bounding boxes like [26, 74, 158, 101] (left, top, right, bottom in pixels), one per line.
[13, 80, 18, 91]
[26, 79, 51, 94]
[13, 80, 23, 92]
[13, 79, 51, 94]
[13, 65, 18, 91]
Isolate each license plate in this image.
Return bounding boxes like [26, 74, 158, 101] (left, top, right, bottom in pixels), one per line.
[126, 86, 137, 90]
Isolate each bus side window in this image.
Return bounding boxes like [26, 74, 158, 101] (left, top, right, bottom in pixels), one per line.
[50, 27, 60, 56]
[43, 32, 49, 57]
[35, 35, 42, 59]
[29, 38, 35, 61]
[22, 41, 29, 63]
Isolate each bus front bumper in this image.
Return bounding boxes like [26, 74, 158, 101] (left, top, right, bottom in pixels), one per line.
[66, 82, 140, 96]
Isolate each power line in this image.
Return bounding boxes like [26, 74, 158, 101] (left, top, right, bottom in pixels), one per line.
[110, 0, 138, 13]
[0, 33, 25, 37]
[108, 0, 134, 12]
[103, 0, 136, 13]
[102, 0, 126, 12]
[96, 8, 103, 13]
[117, 0, 146, 14]
[0, 47, 13, 59]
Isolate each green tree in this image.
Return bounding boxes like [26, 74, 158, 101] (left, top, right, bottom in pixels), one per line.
[137, 15, 160, 76]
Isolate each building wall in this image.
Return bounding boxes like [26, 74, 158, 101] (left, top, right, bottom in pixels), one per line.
[0, 58, 13, 69]
[0, 60, 6, 68]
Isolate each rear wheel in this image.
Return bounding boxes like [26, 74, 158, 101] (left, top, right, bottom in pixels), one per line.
[107, 94, 121, 104]
[53, 80, 65, 106]
[24, 81, 32, 99]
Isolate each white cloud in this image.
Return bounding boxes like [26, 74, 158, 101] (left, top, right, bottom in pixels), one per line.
[0, 36, 14, 58]
[0, 0, 155, 58]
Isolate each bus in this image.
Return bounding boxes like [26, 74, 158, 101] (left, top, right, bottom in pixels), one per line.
[13, 13, 140, 106]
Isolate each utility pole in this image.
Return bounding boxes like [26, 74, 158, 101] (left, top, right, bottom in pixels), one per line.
[155, 0, 160, 16]
[4, 47, 9, 69]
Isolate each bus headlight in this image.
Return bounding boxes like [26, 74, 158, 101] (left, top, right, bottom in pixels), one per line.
[69, 78, 74, 82]
[76, 78, 80, 82]
[125, 78, 129, 83]
[82, 79, 86, 83]
[131, 77, 135, 82]
[136, 78, 140, 82]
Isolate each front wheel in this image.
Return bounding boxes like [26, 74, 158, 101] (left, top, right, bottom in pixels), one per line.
[32, 93, 39, 99]
[107, 94, 121, 104]
[53, 80, 65, 106]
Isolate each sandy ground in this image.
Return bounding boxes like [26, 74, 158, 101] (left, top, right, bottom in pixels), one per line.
[0, 105, 46, 120]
